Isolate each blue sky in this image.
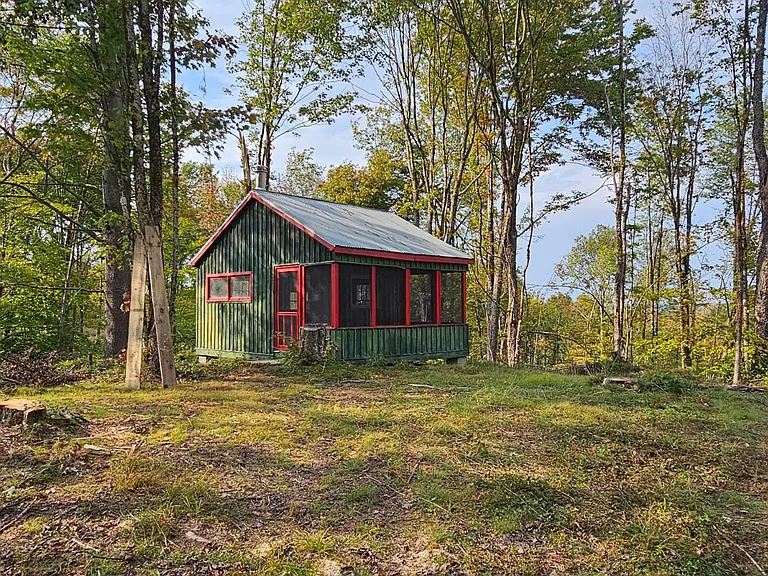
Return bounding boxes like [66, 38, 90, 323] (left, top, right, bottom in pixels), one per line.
[180, 0, 725, 290]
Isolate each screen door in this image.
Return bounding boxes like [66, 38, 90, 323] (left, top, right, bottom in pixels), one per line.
[275, 266, 300, 350]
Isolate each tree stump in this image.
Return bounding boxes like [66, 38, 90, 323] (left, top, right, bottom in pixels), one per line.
[300, 325, 328, 362]
[0, 399, 46, 428]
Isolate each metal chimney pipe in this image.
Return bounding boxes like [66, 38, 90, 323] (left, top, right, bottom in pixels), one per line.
[255, 165, 267, 190]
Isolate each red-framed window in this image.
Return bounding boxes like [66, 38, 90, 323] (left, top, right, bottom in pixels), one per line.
[206, 272, 253, 302]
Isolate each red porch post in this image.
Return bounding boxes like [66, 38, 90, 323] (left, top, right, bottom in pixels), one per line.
[462, 271, 467, 324]
[404, 268, 411, 326]
[331, 262, 339, 328]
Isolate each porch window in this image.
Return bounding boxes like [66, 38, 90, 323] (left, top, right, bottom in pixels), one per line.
[339, 264, 371, 327]
[206, 273, 252, 302]
[440, 272, 464, 324]
[304, 264, 331, 324]
[409, 270, 436, 324]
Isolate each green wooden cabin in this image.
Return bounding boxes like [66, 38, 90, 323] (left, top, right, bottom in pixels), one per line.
[191, 189, 472, 363]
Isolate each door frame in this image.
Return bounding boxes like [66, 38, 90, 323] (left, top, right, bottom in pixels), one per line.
[274, 265, 303, 351]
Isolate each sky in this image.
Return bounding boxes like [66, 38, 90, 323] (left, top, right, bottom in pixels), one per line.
[179, 0, 723, 292]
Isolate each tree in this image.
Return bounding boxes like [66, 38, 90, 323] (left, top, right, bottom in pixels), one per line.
[318, 149, 404, 209]
[232, 0, 364, 187]
[695, 0, 755, 383]
[555, 226, 618, 359]
[634, 8, 711, 368]
[272, 148, 324, 197]
[578, 0, 651, 361]
[753, 0, 768, 360]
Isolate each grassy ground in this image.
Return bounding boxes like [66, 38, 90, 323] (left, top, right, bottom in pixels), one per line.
[1, 363, 766, 575]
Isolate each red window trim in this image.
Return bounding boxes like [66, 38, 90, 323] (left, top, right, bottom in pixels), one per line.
[206, 272, 253, 302]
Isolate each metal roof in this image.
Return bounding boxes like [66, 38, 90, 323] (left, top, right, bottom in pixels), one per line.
[258, 191, 471, 260]
[191, 190, 473, 266]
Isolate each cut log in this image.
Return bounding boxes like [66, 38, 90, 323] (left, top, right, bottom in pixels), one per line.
[602, 377, 639, 391]
[0, 399, 46, 428]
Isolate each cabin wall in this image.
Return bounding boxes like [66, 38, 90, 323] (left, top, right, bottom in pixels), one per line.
[328, 325, 469, 362]
[196, 200, 331, 358]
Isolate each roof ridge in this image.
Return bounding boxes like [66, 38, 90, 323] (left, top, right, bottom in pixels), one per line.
[255, 189, 395, 215]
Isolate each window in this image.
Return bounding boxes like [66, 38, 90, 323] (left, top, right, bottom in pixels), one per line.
[305, 264, 331, 324]
[441, 272, 464, 324]
[376, 267, 405, 326]
[339, 264, 371, 327]
[278, 271, 298, 311]
[354, 283, 371, 307]
[206, 273, 252, 302]
[410, 270, 435, 324]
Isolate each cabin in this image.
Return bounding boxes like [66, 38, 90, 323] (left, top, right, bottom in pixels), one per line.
[191, 188, 472, 363]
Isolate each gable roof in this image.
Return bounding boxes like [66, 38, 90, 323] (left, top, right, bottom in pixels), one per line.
[191, 190, 473, 266]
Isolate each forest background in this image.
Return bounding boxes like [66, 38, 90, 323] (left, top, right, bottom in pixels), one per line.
[1, 0, 766, 384]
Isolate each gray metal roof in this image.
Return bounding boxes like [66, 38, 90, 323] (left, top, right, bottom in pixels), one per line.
[256, 190, 472, 261]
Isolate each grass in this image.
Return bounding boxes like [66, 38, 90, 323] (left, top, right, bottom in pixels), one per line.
[0, 362, 766, 575]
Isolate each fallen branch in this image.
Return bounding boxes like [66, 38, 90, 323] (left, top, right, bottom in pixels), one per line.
[734, 542, 767, 576]
[407, 456, 424, 484]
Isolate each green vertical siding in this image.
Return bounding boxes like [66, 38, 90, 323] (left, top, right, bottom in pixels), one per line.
[196, 199, 331, 357]
[328, 325, 469, 362]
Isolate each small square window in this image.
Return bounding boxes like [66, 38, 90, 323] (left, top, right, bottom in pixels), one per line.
[231, 276, 251, 299]
[209, 277, 229, 300]
[354, 283, 371, 307]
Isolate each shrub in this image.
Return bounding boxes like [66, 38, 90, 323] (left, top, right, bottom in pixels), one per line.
[637, 370, 697, 394]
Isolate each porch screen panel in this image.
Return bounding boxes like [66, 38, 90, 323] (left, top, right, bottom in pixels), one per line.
[441, 272, 463, 323]
[376, 266, 405, 326]
[339, 264, 371, 327]
[305, 264, 331, 324]
[410, 270, 436, 324]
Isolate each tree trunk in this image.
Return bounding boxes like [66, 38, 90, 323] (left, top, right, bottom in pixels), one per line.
[753, 0, 768, 353]
[168, 0, 181, 327]
[612, 0, 628, 362]
[97, 8, 132, 358]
